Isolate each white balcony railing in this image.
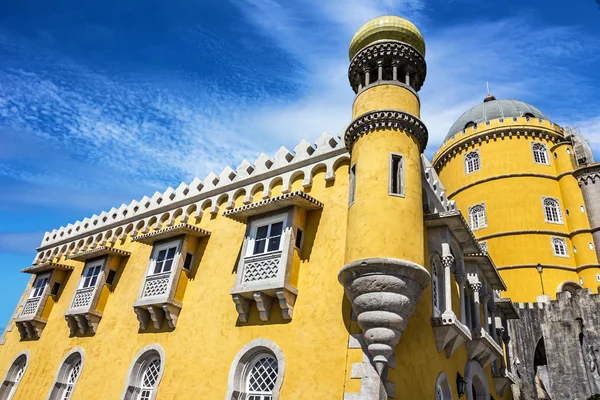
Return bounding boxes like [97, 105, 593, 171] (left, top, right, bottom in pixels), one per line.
[142, 272, 171, 298]
[71, 287, 94, 309]
[242, 251, 282, 283]
[21, 298, 40, 316]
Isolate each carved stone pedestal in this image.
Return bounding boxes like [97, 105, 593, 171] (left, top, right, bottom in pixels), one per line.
[338, 258, 430, 376]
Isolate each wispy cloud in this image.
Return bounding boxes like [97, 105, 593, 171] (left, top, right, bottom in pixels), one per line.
[0, 232, 44, 255]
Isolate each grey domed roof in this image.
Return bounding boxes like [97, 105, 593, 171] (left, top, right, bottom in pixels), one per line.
[445, 97, 548, 142]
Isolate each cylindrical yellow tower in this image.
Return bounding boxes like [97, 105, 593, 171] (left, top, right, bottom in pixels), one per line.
[338, 16, 430, 377]
[432, 97, 600, 302]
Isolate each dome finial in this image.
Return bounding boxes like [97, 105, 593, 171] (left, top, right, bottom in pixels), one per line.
[484, 82, 496, 102]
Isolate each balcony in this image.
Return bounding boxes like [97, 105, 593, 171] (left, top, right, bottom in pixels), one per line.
[492, 368, 516, 396]
[431, 311, 472, 358]
[465, 328, 503, 367]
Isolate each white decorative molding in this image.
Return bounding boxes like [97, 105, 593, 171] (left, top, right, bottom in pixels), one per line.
[33, 133, 349, 264]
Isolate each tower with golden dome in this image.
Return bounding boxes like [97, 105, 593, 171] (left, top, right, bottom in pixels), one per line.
[0, 13, 599, 400]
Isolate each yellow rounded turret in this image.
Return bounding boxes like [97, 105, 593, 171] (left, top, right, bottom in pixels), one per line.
[349, 16, 425, 60]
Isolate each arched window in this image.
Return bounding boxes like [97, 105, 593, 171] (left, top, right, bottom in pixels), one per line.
[464, 151, 481, 174]
[543, 198, 563, 223]
[469, 204, 487, 231]
[0, 351, 29, 400]
[532, 143, 549, 165]
[227, 339, 285, 400]
[464, 121, 476, 130]
[48, 348, 84, 400]
[435, 372, 453, 400]
[465, 360, 490, 400]
[246, 355, 278, 400]
[431, 256, 442, 317]
[121, 344, 165, 400]
[552, 237, 568, 257]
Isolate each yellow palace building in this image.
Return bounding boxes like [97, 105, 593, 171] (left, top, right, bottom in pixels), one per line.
[0, 15, 599, 400]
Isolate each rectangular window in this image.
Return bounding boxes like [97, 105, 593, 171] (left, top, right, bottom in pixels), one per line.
[50, 282, 61, 296]
[389, 153, 404, 196]
[150, 241, 179, 275]
[106, 270, 117, 286]
[532, 142, 550, 165]
[30, 274, 50, 298]
[252, 221, 284, 255]
[81, 263, 103, 289]
[182, 253, 194, 271]
[295, 228, 304, 250]
[349, 163, 357, 206]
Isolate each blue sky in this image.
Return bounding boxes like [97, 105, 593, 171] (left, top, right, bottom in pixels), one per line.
[1, 0, 599, 327]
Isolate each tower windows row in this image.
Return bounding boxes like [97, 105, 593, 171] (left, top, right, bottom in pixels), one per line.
[348, 153, 405, 207]
[462, 141, 550, 175]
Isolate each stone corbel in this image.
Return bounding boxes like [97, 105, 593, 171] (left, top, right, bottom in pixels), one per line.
[134, 307, 150, 330]
[162, 303, 180, 329]
[253, 292, 272, 322]
[232, 294, 251, 322]
[431, 313, 472, 358]
[275, 288, 296, 320]
[147, 305, 165, 329]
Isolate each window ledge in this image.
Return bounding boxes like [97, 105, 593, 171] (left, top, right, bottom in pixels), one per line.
[223, 191, 323, 222]
[465, 328, 503, 367]
[131, 223, 210, 244]
[231, 285, 298, 322]
[67, 246, 131, 261]
[431, 312, 472, 357]
[133, 298, 182, 331]
[20, 262, 74, 274]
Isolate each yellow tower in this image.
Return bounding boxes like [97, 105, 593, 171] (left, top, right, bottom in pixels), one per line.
[338, 16, 431, 376]
[432, 96, 600, 302]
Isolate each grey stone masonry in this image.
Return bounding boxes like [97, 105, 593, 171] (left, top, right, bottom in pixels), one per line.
[508, 289, 600, 400]
[574, 163, 600, 264]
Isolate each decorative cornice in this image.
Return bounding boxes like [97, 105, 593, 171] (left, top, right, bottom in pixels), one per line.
[21, 262, 74, 274]
[131, 223, 210, 245]
[223, 191, 323, 222]
[67, 246, 131, 262]
[573, 163, 600, 186]
[447, 173, 558, 199]
[349, 40, 427, 93]
[433, 122, 565, 171]
[477, 228, 593, 241]
[344, 109, 428, 153]
[496, 264, 577, 272]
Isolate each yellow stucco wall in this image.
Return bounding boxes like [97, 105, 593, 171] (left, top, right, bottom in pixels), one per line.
[433, 118, 600, 302]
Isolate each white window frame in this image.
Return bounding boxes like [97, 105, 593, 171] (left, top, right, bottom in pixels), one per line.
[121, 344, 165, 400]
[246, 214, 287, 258]
[551, 237, 569, 258]
[464, 150, 481, 175]
[79, 260, 104, 290]
[542, 197, 563, 224]
[532, 142, 550, 165]
[244, 354, 278, 400]
[469, 203, 487, 231]
[30, 273, 50, 299]
[148, 240, 180, 277]
[47, 348, 84, 400]
[389, 153, 405, 197]
[0, 351, 29, 400]
[478, 241, 488, 253]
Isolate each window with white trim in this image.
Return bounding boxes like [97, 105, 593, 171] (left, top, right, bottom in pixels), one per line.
[249, 218, 285, 256]
[30, 273, 50, 298]
[464, 151, 481, 174]
[479, 241, 488, 253]
[48, 350, 83, 400]
[150, 242, 178, 275]
[1, 353, 28, 400]
[245, 355, 278, 400]
[552, 237, 568, 257]
[389, 153, 404, 196]
[469, 204, 487, 231]
[139, 357, 161, 400]
[122, 346, 164, 400]
[80, 262, 102, 289]
[543, 198, 563, 224]
[532, 142, 549, 165]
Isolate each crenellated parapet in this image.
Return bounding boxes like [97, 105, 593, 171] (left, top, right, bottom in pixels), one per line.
[33, 132, 350, 264]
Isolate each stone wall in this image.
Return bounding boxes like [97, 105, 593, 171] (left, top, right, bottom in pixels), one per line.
[508, 289, 600, 400]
